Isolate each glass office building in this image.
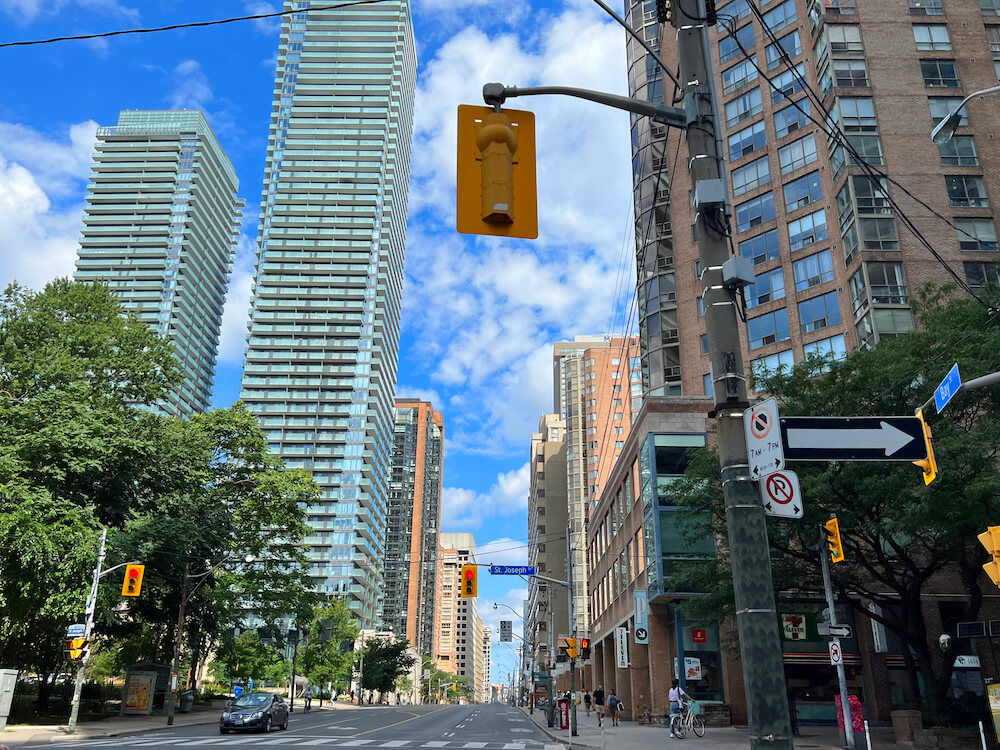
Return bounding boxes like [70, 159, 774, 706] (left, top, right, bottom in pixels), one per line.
[239, 0, 416, 627]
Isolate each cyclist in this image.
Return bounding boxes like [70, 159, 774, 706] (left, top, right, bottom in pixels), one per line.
[668, 679, 693, 739]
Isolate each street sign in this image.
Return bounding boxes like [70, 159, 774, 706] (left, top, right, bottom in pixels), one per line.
[490, 565, 536, 576]
[615, 627, 629, 668]
[533, 672, 550, 681]
[760, 470, 803, 519]
[633, 591, 649, 644]
[818, 623, 854, 639]
[500, 621, 513, 642]
[745, 398, 785, 479]
[779, 416, 928, 462]
[66, 623, 85, 637]
[829, 641, 843, 666]
[935, 363, 961, 414]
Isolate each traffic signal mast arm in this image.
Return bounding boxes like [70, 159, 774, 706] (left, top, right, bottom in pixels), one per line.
[482, 83, 686, 128]
[531, 573, 569, 588]
[916, 369, 1000, 416]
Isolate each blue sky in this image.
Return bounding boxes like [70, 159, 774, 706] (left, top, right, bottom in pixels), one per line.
[0, 0, 636, 682]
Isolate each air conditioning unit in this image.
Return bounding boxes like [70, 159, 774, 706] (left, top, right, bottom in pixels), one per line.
[957, 621, 987, 638]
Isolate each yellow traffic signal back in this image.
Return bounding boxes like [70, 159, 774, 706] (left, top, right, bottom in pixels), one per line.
[979, 526, 1000, 588]
[825, 518, 845, 564]
[460, 564, 478, 598]
[912, 410, 938, 485]
[66, 637, 88, 661]
[122, 564, 145, 596]
[457, 105, 537, 239]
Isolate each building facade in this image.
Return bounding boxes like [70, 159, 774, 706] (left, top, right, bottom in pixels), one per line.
[75, 110, 242, 416]
[238, 0, 416, 626]
[383, 399, 443, 656]
[436, 533, 485, 700]
[480, 626, 492, 704]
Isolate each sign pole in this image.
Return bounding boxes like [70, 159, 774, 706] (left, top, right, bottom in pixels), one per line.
[68, 527, 107, 734]
[821, 528, 855, 750]
[566, 523, 577, 738]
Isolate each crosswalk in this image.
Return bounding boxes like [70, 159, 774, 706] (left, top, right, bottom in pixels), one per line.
[24, 739, 567, 750]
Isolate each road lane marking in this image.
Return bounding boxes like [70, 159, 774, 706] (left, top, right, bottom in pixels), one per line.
[349, 707, 448, 738]
[461, 744, 487, 748]
[421, 742, 449, 747]
[503, 744, 526, 749]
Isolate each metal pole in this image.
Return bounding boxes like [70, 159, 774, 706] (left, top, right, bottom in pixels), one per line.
[566, 523, 577, 737]
[289, 627, 299, 712]
[68, 527, 107, 733]
[672, 3, 793, 747]
[166, 563, 189, 726]
[917, 370, 1000, 415]
[821, 533, 855, 750]
[547, 586, 556, 728]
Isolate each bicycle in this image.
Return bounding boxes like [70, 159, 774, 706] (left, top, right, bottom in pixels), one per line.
[670, 701, 706, 739]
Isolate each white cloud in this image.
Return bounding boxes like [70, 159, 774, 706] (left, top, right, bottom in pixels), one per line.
[168, 60, 214, 111]
[216, 229, 257, 365]
[244, 1, 281, 35]
[0, 0, 139, 23]
[0, 121, 97, 198]
[394, 386, 444, 409]
[442, 462, 529, 530]
[477, 537, 529, 567]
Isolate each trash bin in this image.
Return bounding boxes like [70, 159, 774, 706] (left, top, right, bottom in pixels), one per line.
[178, 691, 195, 713]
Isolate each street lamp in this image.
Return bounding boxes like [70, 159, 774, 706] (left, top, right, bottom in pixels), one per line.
[930, 84, 1000, 144]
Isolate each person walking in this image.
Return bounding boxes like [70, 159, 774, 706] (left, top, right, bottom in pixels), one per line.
[303, 685, 313, 712]
[669, 679, 692, 739]
[593, 685, 606, 727]
[606, 689, 622, 727]
[583, 691, 592, 716]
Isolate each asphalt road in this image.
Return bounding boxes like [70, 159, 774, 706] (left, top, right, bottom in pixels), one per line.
[13, 704, 564, 750]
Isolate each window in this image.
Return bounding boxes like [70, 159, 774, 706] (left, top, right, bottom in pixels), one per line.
[803, 334, 847, 368]
[728, 121, 767, 161]
[740, 229, 781, 265]
[834, 59, 870, 87]
[996, 60, 1000, 79]
[793, 249, 835, 290]
[913, 24, 951, 50]
[867, 261, 909, 303]
[763, 0, 797, 33]
[938, 136, 978, 166]
[946, 176, 989, 208]
[908, 0, 943, 14]
[765, 30, 802, 69]
[745, 267, 786, 308]
[774, 100, 811, 138]
[700, 333, 711, 354]
[735, 192, 776, 232]
[835, 97, 877, 132]
[732, 156, 771, 196]
[723, 56, 759, 94]
[788, 209, 829, 250]
[921, 59, 960, 87]
[798, 291, 842, 333]
[965, 261, 999, 288]
[827, 24, 863, 52]
[726, 88, 763, 126]
[697, 296, 705, 316]
[747, 308, 791, 349]
[859, 218, 899, 250]
[720, 23, 755, 63]
[983, 0, 1000, 16]
[718, 0, 752, 23]
[771, 64, 807, 102]
[846, 135, 884, 166]
[783, 171, 823, 212]
[824, 0, 858, 13]
[703, 373, 714, 397]
[929, 97, 969, 126]
[954, 218, 998, 251]
[851, 175, 892, 214]
[751, 349, 795, 378]
[990, 26, 1000, 53]
[778, 134, 818, 174]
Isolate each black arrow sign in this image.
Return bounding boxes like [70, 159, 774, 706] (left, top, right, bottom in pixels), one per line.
[779, 416, 928, 462]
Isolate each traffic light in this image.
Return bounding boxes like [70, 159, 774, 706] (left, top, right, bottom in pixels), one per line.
[824, 517, 845, 564]
[65, 637, 88, 661]
[460, 564, 478, 597]
[121, 564, 145, 596]
[979, 526, 1000, 588]
[580, 637, 591, 660]
[456, 105, 537, 239]
[564, 637, 578, 660]
[912, 409, 938, 485]
[452, 682, 457, 692]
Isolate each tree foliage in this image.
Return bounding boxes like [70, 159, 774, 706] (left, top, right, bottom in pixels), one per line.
[211, 630, 289, 684]
[668, 287, 1000, 721]
[358, 637, 416, 696]
[298, 599, 359, 691]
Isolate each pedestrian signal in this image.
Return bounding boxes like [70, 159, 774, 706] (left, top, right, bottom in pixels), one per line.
[460, 564, 478, 598]
[122, 564, 145, 596]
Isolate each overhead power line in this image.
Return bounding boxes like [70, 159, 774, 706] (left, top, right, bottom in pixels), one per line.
[0, 0, 388, 50]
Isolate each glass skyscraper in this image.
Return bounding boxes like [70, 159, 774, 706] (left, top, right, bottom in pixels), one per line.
[75, 110, 243, 416]
[240, 0, 416, 627]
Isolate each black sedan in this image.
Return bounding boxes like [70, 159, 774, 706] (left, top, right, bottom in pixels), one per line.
[219, 692, 289, 733]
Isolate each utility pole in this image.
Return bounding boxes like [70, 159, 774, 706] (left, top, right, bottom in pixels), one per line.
[288, 627, 300, 713]
[820, 530, 856, 749]
[68, 528, 107, 734]
[671, 2, 793, 747]
[566, 523, 577, 738]
[547, 586, 556, 728]
[166, 562, 189, 726]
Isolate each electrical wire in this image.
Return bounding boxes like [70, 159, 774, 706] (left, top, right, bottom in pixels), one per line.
[0, 0, 389, 50]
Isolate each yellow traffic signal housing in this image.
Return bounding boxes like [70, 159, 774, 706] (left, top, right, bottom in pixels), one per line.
[122, 564, 145, 596]
[66, 637, 88, 661]
[912, 410, 938, 485]
[565, 637, 578, 660]
[460, 564, 478, 598]
[825, 518, 845, 564]
[979, 526, 1000, 588]
[457, 105, 537, 239]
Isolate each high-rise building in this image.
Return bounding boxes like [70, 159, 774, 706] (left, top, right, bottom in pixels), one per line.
[383, 398, 444, 656]
[480, 626, 492, 703]
[239, 0, 416, 627]
[75, 110, 243, 416]
[436, 533, 484, 699]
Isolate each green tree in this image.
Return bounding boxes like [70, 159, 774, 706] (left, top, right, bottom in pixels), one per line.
[299, 600, 359, 695]
[669, 287, 1000, 722]
[211, 630, 287, 684]
[358, 637, 416, 697]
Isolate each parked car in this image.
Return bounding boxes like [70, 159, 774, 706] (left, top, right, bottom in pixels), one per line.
[219, 692, 289, 733]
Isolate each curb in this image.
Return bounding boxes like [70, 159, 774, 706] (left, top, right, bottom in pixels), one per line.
[520, 708, 603, 749]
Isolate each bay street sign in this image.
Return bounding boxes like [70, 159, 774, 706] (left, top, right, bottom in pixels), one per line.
[779, 416, 928, 462]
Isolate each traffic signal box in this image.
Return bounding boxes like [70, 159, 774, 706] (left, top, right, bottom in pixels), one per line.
[460, 564, 478, 598]
[65, 637, 88, 661]
[456, 105, 537, 240]
[912, 410, 938, 485]
[825, 518, 845, 564]
[979, 526, 1000, 588]
[563, 638, 578, 660]
[122, 564, 145, 596]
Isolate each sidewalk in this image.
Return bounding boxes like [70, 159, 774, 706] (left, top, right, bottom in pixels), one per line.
[523, 706, 902, 749]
